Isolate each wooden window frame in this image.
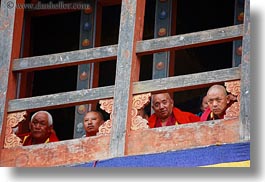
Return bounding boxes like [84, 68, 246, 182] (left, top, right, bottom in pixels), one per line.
[0, 0, 250, 167]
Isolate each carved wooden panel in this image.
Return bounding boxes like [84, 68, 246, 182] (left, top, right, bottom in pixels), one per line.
[131, 93, 151, 130]
[98, 93, 151, 135]
[98, 99, 113, 136]
[5, 111, 27, 148]
[224, 81, 240, 119]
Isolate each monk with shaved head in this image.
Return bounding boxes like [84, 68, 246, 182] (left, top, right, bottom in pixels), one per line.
[148, 93, 201, 128]
[200, 85, 230, 121]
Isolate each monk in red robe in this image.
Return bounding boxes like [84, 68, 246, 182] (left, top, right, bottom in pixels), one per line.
[200, 85, 231, 121]
[148, 93, 201, 128]
[22, 111, 59, 146]
[83, 111, 105, 137]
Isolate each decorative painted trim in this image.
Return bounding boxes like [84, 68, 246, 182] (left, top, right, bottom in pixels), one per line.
[4, 111, 27, 148]
[131, 93, 151, 130]
[224, 81, 240, 119]
[98, 93, 151, 135]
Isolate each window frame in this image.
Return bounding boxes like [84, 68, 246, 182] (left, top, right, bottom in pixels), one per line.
[0, 0, 250, 167]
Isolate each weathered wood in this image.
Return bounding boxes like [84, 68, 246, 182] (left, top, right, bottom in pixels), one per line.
[73, 0, 96, 139]
[239, 0, 250, 141]
[152, 0, 172, 79]
[12, 25, 243, 72]
[133, 67, 241, 94]
[110, 0, 146, 158]
[0, 0, 22, 147]
[0, 118, 240, 167]
[12, 45, 118, 71]
[8, 86, 114, 112]
[0, 135, 111, 167]
[127, 119, 240, 155]
[232, 0, 244, 67]
[8, 67, 240, 112]
[136, 24, 243, 55]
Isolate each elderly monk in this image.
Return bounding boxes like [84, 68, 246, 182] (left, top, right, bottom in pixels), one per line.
[148, 93, 201, 128]
[22, 111, 59, 146]
[200, 85, 230, 121]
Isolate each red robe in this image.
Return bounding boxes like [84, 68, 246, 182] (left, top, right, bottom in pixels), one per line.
[148, 107, 201, 128]
[200, 100, 237, 121]
[200, 107, 225, 121]
[22, 132, 59, 146]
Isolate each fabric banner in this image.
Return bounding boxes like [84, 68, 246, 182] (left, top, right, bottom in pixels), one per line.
[71, 142, 250, 167]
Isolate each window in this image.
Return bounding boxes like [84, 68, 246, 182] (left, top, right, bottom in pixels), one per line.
[0, 0, 250, 167]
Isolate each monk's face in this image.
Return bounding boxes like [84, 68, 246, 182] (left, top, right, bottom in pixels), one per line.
[30, 112, 51, 142]
[83, 112, 104, 137]
[207, 88, 229, 117]
[152, 93, 174, 120]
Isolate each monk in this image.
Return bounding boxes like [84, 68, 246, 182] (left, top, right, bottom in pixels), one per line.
[200, 85, 230, 121]
[197, 95, 209, 117]
[83, 111, 105, 137]
[148, 93, 201, 128]
[22, 111, 59, 146]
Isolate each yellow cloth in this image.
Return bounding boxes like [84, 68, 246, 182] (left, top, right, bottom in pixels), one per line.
[201, 160, 250, 167]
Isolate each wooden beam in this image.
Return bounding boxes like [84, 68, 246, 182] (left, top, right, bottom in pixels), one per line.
[8, 86, 114, 112]
[239, 0, 250, 141]
[136, 24, 243, 55]
[8, 67, 240, 112]
[12, 45, 118, 71]
[133, 67, 241, 94]
[110, 0, 146, 158]
[12, 25, 243, 72]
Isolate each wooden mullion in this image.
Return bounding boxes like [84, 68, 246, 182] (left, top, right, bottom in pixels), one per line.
[8, 67, 240, 113]
[0, 0, 24, 148]
[152, 0, 172, 79]
[109, 0, 145, 158]
[232, 0, 244, 67]
[239, 0, 250, 141]
[73, 0, 96, 139]
[169, 0, 177, 77]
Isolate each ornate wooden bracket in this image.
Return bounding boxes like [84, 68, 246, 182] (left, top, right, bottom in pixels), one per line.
[4, 111, 27, 148]
[98, 99, 113, 135]
[224, 81, 240, 119]
[98, 93, 151, 135]
[131, 93, 150, 130]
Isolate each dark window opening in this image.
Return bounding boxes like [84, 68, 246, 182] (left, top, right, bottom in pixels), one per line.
[171, 0, 235, 113]
[98, 5, 120, 88]
[98, 1, 156, 86]
[24, 11, 81, 140]
[175, 0, 235, 35]
[173, 43, 233, 77]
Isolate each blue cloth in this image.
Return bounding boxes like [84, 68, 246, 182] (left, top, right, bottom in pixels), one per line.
[72, 142, 250, 167]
